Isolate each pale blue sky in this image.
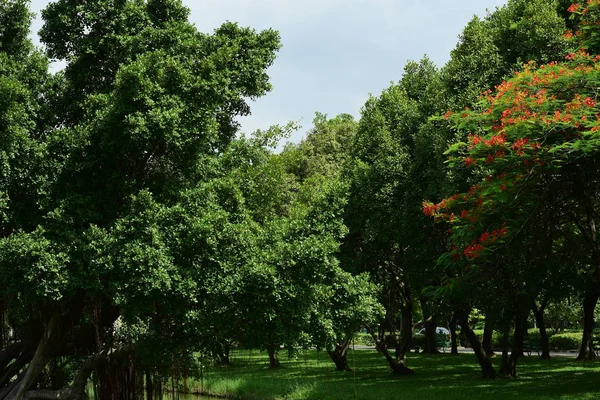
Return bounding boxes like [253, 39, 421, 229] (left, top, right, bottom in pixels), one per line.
[27, 0, 508, 143]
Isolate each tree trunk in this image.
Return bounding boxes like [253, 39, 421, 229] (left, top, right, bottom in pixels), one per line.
[449, 314, 458, 355]
[145, 371, 152, 400]
[498, 328, 511, 377]
[371, 303, 415, 376]
[18, 351, 108, 400]
[327, 339, 352, 372]
[153, 376, 162, 400]
[422, 316, 441, 354]
[379, 346, 414, 375]
[460, 314, 496, 379]
[532, 304, 550, 359]
[268, 346, 280, 368]
[508, 316, 525, 377]
[0, 344, 31, 388]
[6, 315, 60, 400]
[482, 318, 494, 358]
[577, 284, 599, 361]
[395, 303, 412, 362]
[0, 300, 5, 349]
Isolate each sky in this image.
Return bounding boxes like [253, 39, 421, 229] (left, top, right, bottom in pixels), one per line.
[27, 0, 508, 144]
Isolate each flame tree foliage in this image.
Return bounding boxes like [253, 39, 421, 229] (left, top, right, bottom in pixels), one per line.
[425, 0, 600, 377]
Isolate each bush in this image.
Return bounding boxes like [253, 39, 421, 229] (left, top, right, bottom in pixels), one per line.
[549, 333, 581, 351]
[411, 334, 426, 349]
[354, 333, 376, 346]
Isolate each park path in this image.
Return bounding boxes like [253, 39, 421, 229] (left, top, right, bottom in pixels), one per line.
[351, 345, 580, 357]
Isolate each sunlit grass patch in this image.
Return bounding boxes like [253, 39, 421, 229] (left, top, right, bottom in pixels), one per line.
[189, 350, 600, 400]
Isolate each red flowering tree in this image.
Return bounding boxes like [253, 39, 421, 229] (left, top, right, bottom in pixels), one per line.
[426, 2, 600, 370]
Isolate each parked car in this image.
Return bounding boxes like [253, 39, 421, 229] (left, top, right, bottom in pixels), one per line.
[417, 327, 450, 335]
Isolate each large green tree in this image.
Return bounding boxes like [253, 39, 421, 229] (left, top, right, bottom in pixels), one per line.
[0, 1, 281, 399]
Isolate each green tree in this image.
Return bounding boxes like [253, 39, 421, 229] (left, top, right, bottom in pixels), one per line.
[0, 1, 281, 399]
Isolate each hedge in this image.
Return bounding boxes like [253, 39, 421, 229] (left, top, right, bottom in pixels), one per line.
[354, 333, 376, 346]
[548, 333, 581, 351]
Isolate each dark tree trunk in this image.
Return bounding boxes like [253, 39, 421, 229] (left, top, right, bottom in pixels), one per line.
[6, 315, 61, 400]
[154, 376, 162, 400]
[508, 316, 525, 377]
[214, 342, 231, 367]
[577, 285, 599, 361]
[145, 371, 152, 400]
[0, 300, 5, 348]
[372, 299, 415, 376]
[532, 304, 550, 359]
[395, 303, 413, 362]
[422, 316, 441, 354]
[498, 328, 511, 377]
[0, 344, 31, 388]
[449, 314, 458, 355]
[268, 346, 280, 369]
[379, 346, 414, 375]
[327, 339, 352, 372]
[482, 318, 494, 358]
[222, 343, 230, 366]
[460, 315, 496, 379]
[16, 351, 108, 400]
[517, 319, 527, 358]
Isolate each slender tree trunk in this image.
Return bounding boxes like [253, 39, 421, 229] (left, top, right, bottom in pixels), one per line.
[327, 338, 352, 371]
[422, 316, 441, 354]
[532, 304, 550, 359]
[371, 300, 415, 375]
[214, 342, 231, 366]
[508, 316, 525, 377]
[145, 371, 152, 400]
[395, 303, 413, 363]
[379, 346, 414, 375]
[154, 376, 162, 400]
[268, 346, 280, 368]
[460, 314, 496, 379]
[0, 300, 5, 349]
[577, 284, 599, 361]
[498, 328, 511, 377]
[482, 318, 494, 358]
[449, 314, 458, 355]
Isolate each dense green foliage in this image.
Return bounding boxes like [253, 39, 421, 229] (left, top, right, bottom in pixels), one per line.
[1, 0, 600, 399]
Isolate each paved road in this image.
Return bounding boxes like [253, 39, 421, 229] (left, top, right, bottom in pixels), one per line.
[351, 345, 581, 357]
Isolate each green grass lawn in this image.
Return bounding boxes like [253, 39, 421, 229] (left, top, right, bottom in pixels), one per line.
[188, 349, 600, 400]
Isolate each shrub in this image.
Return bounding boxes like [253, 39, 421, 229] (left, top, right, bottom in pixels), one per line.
[549, 333, 581, 351]
[411, 334, 426, 349]
[353, 333, 376, 346]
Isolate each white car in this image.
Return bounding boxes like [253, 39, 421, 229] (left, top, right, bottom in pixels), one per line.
[417, 327, 450, 335]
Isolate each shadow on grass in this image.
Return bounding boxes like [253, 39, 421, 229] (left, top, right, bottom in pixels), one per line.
[192, 350, 600, 400]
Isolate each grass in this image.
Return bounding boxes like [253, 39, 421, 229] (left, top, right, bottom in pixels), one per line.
[186, 349, 600, 400]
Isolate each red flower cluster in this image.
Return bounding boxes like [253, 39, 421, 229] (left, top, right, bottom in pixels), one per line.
[463, 226, 510, 260]
[484, 135, 507, 147]
[464, 243, 484, 259]
[583, 97, 597, 107]
[422, 201, 438, 217]
[468, 134, 483, 148]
